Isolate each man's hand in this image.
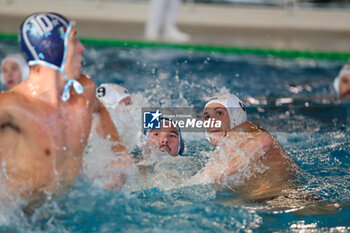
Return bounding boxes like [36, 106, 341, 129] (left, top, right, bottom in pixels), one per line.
[204, 131, 273, 183]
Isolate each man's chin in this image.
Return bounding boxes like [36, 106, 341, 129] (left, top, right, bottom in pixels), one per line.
[159, 147, 170, 154]
[160, 147, 178, 157]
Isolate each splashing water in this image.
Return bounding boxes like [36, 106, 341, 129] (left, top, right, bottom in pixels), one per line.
[0, 39, 349, 232]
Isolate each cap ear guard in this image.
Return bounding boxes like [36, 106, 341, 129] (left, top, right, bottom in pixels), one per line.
[0, 73, 4, 85]
[333, 76, 341, 95]
[178, 133, 185, 155]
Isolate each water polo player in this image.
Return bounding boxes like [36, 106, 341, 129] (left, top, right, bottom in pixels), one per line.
[1, 53, 29, 89]
[0, 12, 132, 201]
[201, 94, 299, 201]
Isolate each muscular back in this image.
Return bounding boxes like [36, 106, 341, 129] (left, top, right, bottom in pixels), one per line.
[0, 74, 96, 199]
[231, 121, 299, 201]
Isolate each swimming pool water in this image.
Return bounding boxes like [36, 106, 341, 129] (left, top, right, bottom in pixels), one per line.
[0, 39, 349, 232]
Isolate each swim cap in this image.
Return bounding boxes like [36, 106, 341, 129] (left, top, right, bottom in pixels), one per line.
[1, 53, 30, 85]
[144, 117, 185, 156]
[334, 63, 350, 95]
[19, 12, 83, 101]
[204, 94, 247, 129]
[96, 83, 131, 107]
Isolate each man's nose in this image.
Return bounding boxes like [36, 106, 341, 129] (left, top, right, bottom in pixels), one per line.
[78, 40, 85, 54]
[160, 135, 169, 144]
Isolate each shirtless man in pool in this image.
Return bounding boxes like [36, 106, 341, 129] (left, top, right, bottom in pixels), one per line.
[202, 94, 299, 201]
[143, 118, 185, 157]
[141, 115, 285, 194]
[0, 13, 131, 201]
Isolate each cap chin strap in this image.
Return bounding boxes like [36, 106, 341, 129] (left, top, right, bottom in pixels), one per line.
[61, 78, 84, 101]
[28, 22, 84, 102]
[177, 135, 181, 155]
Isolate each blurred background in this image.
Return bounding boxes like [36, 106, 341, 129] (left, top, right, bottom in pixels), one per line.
[0, 0, 349, 52]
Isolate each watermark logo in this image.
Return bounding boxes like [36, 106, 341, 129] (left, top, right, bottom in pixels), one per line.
[161, 117, 221, 129]
[141, 106, 347, 133]
[142, 108, 223, 132]
[143, 109, 162, 129]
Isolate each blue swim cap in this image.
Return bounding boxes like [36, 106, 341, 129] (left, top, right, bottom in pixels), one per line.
[19, 12, 83, 101]
[144, 117, 185, 156]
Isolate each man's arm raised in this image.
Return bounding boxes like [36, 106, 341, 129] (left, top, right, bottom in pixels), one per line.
[78, 74, 129, 156]
[202, 130, 273, 183]
[80, 75, 134, 189]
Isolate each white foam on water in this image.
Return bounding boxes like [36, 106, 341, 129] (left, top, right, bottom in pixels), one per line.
[83, 127, 140, 190]
[115, 129, 272, 195]
[104, 92, 147, 151]
[83, 92, 152, 189]
[0, 199, 28, 228]
[189, 133, 269, 188]
[128, 151, 204, 191]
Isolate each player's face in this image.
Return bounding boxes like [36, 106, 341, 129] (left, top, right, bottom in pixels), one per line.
[148, 123, 179, 157]
[2, 61, 22, 89]
[339, 74, 350, 98]
[203, 103, 231, 147]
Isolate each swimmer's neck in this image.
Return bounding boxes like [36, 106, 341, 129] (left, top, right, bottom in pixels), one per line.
[16, 66, 66, 105]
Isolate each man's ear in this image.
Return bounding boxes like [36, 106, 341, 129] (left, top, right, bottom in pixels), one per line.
[30, 65, 41, 73]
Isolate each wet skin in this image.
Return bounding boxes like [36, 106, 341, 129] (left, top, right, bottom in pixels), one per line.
[147, 121, 180, 157]
[339, 73, 350, 98]
[202, 103, 298, 201]
[119, 96, 132, 106]
[0, 27, 130, 200]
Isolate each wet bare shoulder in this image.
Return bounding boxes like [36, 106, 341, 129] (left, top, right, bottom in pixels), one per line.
[78, 74, 96, 93]
[232, 121, 268, 133]
[76, 74, 96, 103]
[0, 92, 28, 133]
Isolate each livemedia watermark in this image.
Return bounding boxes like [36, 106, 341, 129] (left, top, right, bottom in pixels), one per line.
[141, 106, 347, 133]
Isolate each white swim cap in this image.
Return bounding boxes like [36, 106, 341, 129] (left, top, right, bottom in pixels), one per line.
[204, 94, 247, 129]
[96, 83, 131, 107]
[333, 63, 350, 95]
[1, 53, 30, 85]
